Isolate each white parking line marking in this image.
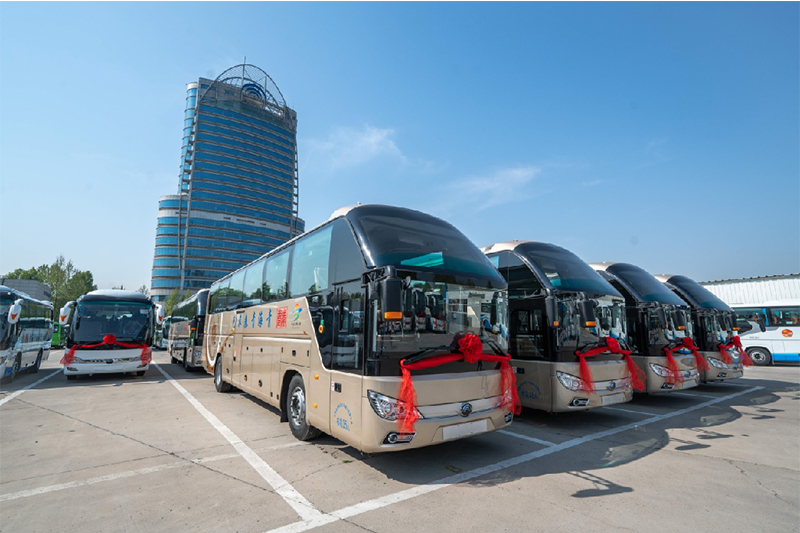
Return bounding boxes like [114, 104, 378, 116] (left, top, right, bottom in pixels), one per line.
[264, 386, 764, 533]
[497, 430, 555, 446]
[603, 406, 658, 416]
[669, 392, 714, 399]
[155, 364, 321, 521]
[0, 443, 306, 503]
[0, 370, 60, 408]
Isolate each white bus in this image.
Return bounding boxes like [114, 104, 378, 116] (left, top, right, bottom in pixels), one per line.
[203, 204, 519, 453]
[0, 285, 54, 382]
[60, 290, 158, 380]
[733, 300, 800, 365]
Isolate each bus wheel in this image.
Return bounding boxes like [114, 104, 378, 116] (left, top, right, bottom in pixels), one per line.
[747, 348, 772, 366]
[30, 350, 42, 374]
[183, 350, 192, 372]
[214, 357, 231, 392]
[287, 375, 321, 441]
[10, 354, 21, 382]
[136, 370, 146, 377]
[66, 375, 77, 381]
[170, 349, 177, 365]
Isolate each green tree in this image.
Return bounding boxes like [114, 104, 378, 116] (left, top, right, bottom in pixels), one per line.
[137, 285, 150, 297]
[3, 256, 96, 310]
[163, 288, 186, 316]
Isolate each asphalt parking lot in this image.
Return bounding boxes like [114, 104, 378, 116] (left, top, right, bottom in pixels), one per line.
[1, 350, 798, 533]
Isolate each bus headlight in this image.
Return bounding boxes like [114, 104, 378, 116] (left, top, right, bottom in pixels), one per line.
[556, 371, 585, 391]
[649, 363, 671, 378]
[367, 390, 422, 421]
[706, 357, 727, 369]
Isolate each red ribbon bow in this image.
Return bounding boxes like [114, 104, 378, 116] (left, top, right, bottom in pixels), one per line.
[669, 336, 710, 373]
[718, 336, 753, 367]
[575, 337, 645, 394]
[61, 334, 152, 367]
[397, 333, 521, 433]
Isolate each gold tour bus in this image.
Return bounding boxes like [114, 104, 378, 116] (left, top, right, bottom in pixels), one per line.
[654, 274, 750, 382]
[590, 263, 702, 393]
[482, 241, 641, 413]
[168, 289, 209, 371]
[202, 205, 520, 453]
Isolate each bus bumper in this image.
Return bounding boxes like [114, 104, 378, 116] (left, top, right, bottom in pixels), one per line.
[63, 361, 149, 376]
[550, 361, 633, 412]
[358, 396, 511, 454]
[700, 351, 743, 382]
[641, 354, 700, 393]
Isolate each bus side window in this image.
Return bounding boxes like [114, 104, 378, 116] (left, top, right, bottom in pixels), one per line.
[290, 225, 333, 297]
[505, 252, 542, 295]
[209, 282, 220, 313]
[511, 309, 544, 360]
[242, 258, 266, 308]
[227, 270, 246, 310]
[771, 307, 800, 326]
[330, 219, 366, 285]
[263, 248, 291, 301]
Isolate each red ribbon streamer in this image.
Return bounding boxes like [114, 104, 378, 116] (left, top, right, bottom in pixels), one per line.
[718, 336, 753, 367]
[397, 334, 521, 433]
[665, 337, 710, 373]
[575, 337, 645, 394]
[61, 334, 152, 366]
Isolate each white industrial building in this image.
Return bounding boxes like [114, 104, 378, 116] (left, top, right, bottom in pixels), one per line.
[700, 274, 800, 305]
[0, 279, 52, 301]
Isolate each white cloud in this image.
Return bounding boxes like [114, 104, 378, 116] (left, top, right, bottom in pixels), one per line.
[301, 124, 407, 177]
[436, 166, 542, 215]
[582, 178, 603, 187]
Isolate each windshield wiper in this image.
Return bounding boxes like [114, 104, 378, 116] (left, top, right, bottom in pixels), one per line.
[402, 345, 453, 365]
[483, 338, 508, 357]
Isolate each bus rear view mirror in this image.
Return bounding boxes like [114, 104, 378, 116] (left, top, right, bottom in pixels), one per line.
[7, 299, 22, 325]
[545, 295, 557, 327]
[579, 299, 596, 326]
[381, 278, 404, 321]
[155, 304, 165, 326]
[656, 307, 668, 329]
[672, 310, 686, 330]
[59, 303, 73, 326]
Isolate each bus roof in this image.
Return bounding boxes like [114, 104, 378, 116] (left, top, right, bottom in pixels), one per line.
[77, 290, 153, 304]
[482, 241, 622, 298]
[654, 274, 732, 311]
[0, 285, 54, 308]
[591, 262, 688, 306]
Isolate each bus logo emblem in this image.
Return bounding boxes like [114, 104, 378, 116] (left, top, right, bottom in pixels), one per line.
[782, 329, 793, 338]
[460, 403, 473, 417]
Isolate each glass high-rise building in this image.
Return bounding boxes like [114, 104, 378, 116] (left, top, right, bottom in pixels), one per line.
[150, 64, 304, 303]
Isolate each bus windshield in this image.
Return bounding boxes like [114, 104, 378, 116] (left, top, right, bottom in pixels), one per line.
[348, 208, 506, 288]
[0, 301, 11, 344]
[375, 279, 508, 373]
[518, 243, 621, 296]
[608, 264, 687, 305]
[74, 301, 153, 344]
[668, 276, 730, 310]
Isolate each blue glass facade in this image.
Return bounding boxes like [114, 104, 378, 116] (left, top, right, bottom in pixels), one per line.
[150, 65, 304, 303]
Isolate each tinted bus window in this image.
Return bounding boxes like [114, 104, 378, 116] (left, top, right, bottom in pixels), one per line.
[227, 270, 246, 310]
[290, 225, 332, 296]
[243, 258, 266, 307]
[770, 307, 800, 327]
[330, 219, 365, 284]
[264, 248, 291, 301]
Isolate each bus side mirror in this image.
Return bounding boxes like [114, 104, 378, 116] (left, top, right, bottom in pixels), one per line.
[672, 310, 686, 330]
[380, 278, 404, 321]
[155, 304, 165, 326]
[7, 299, 22, 325]
[545, 295, 557, 327]
[579, 299, 596, 326]
[490, 294, 498, 325]
[59, 303, 73, 326]
[757, 315, 766, 333]
[656, 307, 668, 329]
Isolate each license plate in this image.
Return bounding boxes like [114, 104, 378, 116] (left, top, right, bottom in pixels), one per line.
[442, 419, 489, 440]
[601, 393, 625, 406]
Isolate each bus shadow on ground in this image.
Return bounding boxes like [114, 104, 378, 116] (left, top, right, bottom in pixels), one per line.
[0, 363, 210, 391]
[317, 377, 792, 495]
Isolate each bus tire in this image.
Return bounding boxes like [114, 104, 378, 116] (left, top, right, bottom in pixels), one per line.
[183, 350, 192, 372]
[214, 356, 232, 393]
[136, 370, 146, 377]
[747, 347, 772, 366]
[66, 375, 77, 381]
[287, 375, 321, 441]
[9, 354, 21, 382]
[30, 350, 42, 374]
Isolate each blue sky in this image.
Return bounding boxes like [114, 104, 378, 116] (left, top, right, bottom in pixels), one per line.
[1, 2, 797, 290]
